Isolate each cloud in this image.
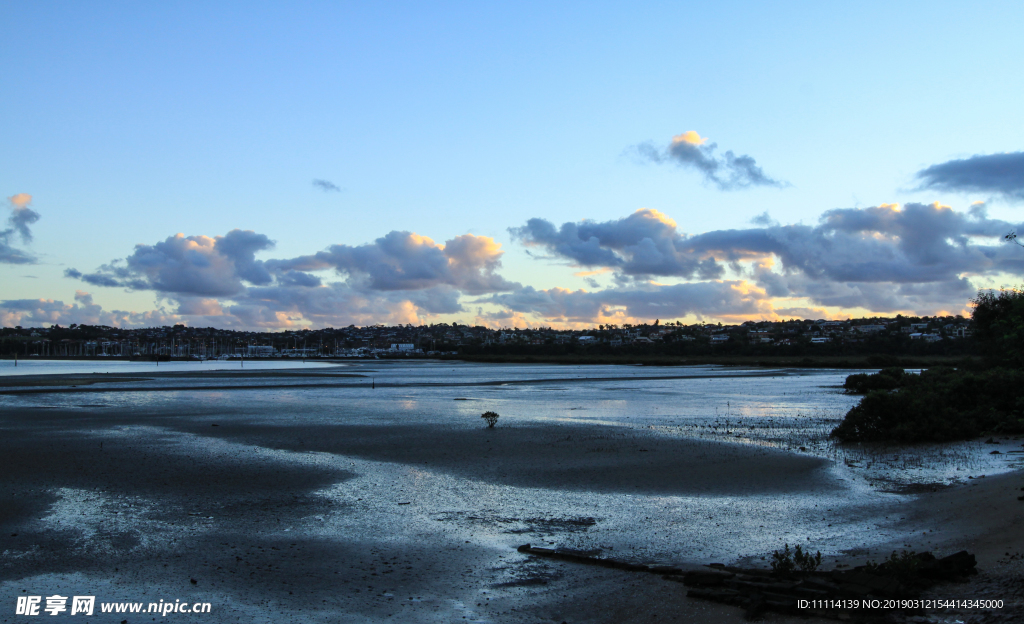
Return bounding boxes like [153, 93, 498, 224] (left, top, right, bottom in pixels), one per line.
[772, 306, 846, 321]
[635, 131, 786, 190]
[7, 194, 39, 242]
[512, 203, 1024, 316]
[9, 193, 32, 208]
[49, 197, 1020, 330]
[271, 231, 520, 295]
[915, 152, 1024, 200]
[776, 275, 975, 314]
[312, 179, 342, 192]
[66, 229, 275, 296]
[174, 297, 226, 316]
[473, 308, 541, 329]
[688, 202, 1023, 285]
[63, 226, 520, 330]
[232, 282, 462, 328]
[64, 267, 125, 288]
[0, 291, 182, 328]
[510, 208, 724, 279]
[483, 281, 774, 326]
[0, 194, 41, 264]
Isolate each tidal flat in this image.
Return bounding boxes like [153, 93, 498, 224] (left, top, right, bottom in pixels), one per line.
[1, 360, 1022, 622]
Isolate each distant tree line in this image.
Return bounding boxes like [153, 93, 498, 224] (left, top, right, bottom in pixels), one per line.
[456, 332, 972, 360]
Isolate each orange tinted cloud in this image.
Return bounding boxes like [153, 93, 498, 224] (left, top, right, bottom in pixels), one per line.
[670, 130, 708, 146]
[573, 267, 613, 277]
[8, 193, 32, 208]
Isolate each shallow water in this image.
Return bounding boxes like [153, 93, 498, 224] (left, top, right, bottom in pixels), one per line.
[0, 358, 338, 376]
[5, 361, 1019, 535]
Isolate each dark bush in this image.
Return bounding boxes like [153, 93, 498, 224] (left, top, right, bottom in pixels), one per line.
[843, 367, 907, 393]
[864, 550, 923, 588]
[832, 367, 1024, 442]
[770, 544, 822, 574]
[866, 354, 902, 367]
[971, 287, 1024, 366]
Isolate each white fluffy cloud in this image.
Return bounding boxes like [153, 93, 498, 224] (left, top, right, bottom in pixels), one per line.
[505, 202, 1024, 322]
[270, 231, 519, 294]
[65, 229, 275, 295]
[511, 208, 724, 279]
[484, 281, 774, 326]
[0, 291, 181, 328]
[41, 198, 1024, 329]
[63, 227, 519, 328]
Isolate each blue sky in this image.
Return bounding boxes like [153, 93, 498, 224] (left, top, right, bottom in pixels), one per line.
[3, 2, 1024, 329]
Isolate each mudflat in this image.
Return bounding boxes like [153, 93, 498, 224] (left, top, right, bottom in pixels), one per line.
[1, 364, 1021, 622]
[0, 399, 834, 623]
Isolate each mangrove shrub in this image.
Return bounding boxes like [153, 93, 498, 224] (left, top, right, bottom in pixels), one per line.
[971, 287, 1024, 367]
[832, 367, 1024, 442]
[481, 411, 500, 428]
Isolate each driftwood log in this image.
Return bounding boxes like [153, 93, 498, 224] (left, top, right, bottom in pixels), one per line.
[517, 544, 976, 620]
[517, 544, 682, 574]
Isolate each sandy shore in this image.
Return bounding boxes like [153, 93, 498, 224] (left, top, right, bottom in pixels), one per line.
[847, 468, 1024, 621]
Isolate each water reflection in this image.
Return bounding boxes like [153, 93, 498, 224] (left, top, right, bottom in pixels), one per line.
[3, 360, 1021, 568]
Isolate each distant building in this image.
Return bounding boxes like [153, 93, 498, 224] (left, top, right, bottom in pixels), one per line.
[854, 325, 887, 333]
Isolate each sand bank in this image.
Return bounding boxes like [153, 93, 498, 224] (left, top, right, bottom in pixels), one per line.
[0, 369, 786, 396]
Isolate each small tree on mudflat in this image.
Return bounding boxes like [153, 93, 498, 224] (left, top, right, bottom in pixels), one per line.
[481, 411, 500, 428]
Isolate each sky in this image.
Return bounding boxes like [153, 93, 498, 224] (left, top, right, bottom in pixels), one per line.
[3, 1, 1024, 330]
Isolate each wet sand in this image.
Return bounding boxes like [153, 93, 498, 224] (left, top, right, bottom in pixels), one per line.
[0, 398, 836, 623]
[1, 368, 1022, 622]
[835, 469, 1024, 621]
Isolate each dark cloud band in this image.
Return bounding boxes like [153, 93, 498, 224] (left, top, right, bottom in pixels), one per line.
[915, 152, 1024, 200]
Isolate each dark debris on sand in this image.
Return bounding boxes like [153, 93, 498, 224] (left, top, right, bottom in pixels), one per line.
[518, 544, 1006, 622]
[676, 551, 977, 620]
